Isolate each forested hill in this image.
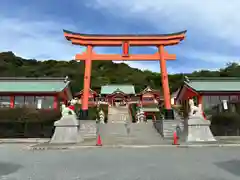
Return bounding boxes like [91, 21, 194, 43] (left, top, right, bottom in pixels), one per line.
[0, 51, 240, 93]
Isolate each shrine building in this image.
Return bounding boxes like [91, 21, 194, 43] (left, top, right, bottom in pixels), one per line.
[136, 86, 162, 106]
[0, 77, 73, 109]
[100, 85, 135, 106]
[176, 77, 240, 113]
[74, 88, 98, 107]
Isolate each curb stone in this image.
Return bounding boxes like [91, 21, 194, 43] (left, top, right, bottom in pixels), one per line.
[27, 143, 240, 150]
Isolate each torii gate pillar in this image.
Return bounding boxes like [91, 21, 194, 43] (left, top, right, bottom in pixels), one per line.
[63, 29, 187, 120]
[158, 45, 174, 119]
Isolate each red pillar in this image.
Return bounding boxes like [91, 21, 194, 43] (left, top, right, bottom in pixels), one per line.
[158, 45, 174, 119]
[53, 95, 58, 109]
[198, 95, 203, 106]
[63, 89, 68, 105]
[198, 95, 206, 119]
[10, 96, 14, 108]
[122, 41, 129, 57]
[82, 45, 93, 118]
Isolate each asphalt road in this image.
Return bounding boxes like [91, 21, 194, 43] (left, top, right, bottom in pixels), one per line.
[0, 144, 240, 180]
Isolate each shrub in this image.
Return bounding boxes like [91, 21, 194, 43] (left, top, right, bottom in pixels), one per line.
[0, 107, 61, 123]
[210, 112, 240, 136]
[210, 112, 240, 127]
[0, 107, 61, 138]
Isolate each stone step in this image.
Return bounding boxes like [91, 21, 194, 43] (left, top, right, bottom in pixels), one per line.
[162, 120, 184, 138]
[79, 121, 97, 138]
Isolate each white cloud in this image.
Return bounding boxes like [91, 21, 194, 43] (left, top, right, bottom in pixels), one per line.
[0, 16, 84, 60]
[87, 0, 240, 72]
[91, 0, 240, 46]
[1, 1, 239, 74]
[182, 48, 240, 64]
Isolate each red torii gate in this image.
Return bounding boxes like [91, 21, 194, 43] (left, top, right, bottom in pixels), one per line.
[64, 30, 187, 119]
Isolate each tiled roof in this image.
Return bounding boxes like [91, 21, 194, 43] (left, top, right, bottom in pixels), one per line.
[63, 29, 187, 37]
[184, 77, 240, 92]
[138, 86, 160, 95]
[75, 88, 97, 96]
[0, 77, 70, 93]
[100, 84, 135, 94]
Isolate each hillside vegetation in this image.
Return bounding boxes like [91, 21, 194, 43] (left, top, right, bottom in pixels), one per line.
[0, 51, 239, 93]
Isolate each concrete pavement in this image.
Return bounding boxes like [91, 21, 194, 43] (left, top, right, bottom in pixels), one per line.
[0, 144, 240, 179]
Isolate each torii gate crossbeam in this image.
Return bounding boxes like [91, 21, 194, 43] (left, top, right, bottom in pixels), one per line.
[64, 29, 187, 120]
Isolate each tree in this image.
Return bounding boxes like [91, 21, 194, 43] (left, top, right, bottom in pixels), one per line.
[0, 51, 239, 93]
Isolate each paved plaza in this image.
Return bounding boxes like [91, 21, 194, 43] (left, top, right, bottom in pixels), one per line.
[0, 144, 240, 180]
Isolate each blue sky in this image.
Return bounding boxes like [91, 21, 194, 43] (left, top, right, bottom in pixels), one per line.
[0, 0, 240, 74]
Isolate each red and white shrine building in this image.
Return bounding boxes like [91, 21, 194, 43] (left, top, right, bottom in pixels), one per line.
[74, 88, 98, 107]
[0, 77, 73, 109]
[100, 85, 135, 106]
[75, 85, 166, 107]
[176, 77, 240, 113]
[136, 86, 162, 106]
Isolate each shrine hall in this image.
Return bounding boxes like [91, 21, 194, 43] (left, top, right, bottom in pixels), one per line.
[0, 77, 73, 109]
[176, 77, 240, 114]
[74, 88, 98, 107]
[100, 85, 135, 106]
[136, 86, 162, 106]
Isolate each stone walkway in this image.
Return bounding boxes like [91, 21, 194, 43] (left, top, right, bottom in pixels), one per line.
[108, 106, 129, 123]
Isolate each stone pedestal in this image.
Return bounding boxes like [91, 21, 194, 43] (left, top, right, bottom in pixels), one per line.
[50, 115, 83, 144]
[186, 116, 216, 143]
[184, 100, 216, 143]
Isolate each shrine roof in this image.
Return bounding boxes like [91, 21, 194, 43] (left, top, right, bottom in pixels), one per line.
[0, 77, 70, 93]
[63, 29, 187, 38]
[184, 77, 240, 92]
[137, 86, 160, 95]
[75, 88, 98, 96]
[100, 85, 135, 95]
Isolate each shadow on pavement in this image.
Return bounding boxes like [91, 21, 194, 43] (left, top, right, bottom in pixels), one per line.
[215, 159, 240, 176]
[0, 162, 23, 176]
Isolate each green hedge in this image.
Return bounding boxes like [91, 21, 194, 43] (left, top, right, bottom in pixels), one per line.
[210, 112, 240, 136]
[0, 107, 61, 123]
[0, 107, 61, 138]
[211, 112, 240, 127]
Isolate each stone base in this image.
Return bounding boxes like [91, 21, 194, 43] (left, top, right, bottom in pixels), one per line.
[50, 115, 83, 144]
[186, 116, 216, 143]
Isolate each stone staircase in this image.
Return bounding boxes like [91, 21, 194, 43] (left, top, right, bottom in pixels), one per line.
[162, 119, 184, 138]
[108, 106, 129, 123]
[129, 122, 163, 145]
[79, 121, 97, 139]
